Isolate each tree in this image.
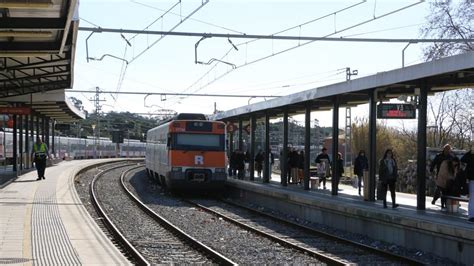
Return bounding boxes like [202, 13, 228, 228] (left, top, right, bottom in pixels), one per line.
[420, 0, 473, 60]
[427, 89, 473, 149]
[420, 0, 473, 150]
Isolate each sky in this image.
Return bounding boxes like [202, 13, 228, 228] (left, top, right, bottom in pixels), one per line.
[69, 0, 436, 127]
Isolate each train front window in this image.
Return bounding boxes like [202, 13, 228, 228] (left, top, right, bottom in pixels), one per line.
[172, 133, 224, 151]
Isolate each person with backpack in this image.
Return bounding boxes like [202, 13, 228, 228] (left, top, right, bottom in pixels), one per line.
[31, 137, 50, 181]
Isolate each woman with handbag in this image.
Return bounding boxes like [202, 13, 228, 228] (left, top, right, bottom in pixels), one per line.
[379, 149, 399, 209]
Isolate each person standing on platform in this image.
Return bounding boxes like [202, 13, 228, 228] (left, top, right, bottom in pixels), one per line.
[255, 150, 264, 178]
[334, 152, 344, 191]
[461, 150, 474, 222]
[236, 150, 245, 180]
[379, 149, 399, 209]
[31, 137, 50, 181]
[297, 150, 305, 184]
[315, 147, 331, 189]
[354, 150, 369, 196]
[289, 148, 299, 184]
[430, 144, 455, 206]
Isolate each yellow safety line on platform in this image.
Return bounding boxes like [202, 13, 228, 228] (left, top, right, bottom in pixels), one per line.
[22, 183, 37, 266]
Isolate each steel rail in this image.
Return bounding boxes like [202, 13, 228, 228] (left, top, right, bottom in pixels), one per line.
[90, 163, 150, 266]
[221, 198, 425, 265]
[183, 198, 346, 266]
[120, 166, 237, 266]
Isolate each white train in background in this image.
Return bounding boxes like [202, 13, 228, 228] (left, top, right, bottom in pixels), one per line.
[0, 131, 145, 163]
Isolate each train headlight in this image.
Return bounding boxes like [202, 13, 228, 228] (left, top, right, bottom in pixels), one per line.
[172, 167, 182, 172]
[215, 168, 225, 173]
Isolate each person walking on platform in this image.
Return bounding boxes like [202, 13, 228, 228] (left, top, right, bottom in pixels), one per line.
[430, 144, 455, 207]
[461, 150, 474, 222]
[315, 147, 331, 189]
[379, 149, 399, 209]
[31, 137, 50, 181]
[354, 150, 369, 196]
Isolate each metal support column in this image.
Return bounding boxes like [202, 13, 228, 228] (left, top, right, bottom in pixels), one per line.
[249, 115, 256, 181]
[304, 102, 311, 190]
[238, 118, 243, 151]
[31, 115, 35, 168]
[282, 109, 289, 186]
[36, 116, 39, 140]
[331, 98, 340, 195]
[368, 90, 377, 201]
[51, 119, 55, 155]
[41, 116, 45, 141]
[417, 84, 428, 210]
[45, 117, 50, 149]
[19, 115, 23, 170]
[263, 112, 270, 183]
[13, 113, 17, 172]
[228, 131, 234, 154]
[25, 115, 29, 168]
[345, 107, 352, 167]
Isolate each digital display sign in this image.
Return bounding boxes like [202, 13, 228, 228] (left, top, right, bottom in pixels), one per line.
[377, 103, 416, 119]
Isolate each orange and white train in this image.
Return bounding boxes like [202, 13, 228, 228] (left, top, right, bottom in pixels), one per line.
[145, 113, 227, 190]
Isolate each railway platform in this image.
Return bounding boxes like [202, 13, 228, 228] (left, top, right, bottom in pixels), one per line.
[0, 159, 131, 265]
[225, 172, 474, 264]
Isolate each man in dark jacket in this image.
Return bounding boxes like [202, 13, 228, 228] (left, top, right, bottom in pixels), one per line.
[354, 150, 369, 196]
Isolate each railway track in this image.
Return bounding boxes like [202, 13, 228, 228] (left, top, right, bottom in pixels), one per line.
[183, 197, 425, 265]
[87, 163, 427, 265]
[90, 163, 235, 265]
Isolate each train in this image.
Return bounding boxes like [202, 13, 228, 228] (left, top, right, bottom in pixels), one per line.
[0, 130, 146, 164]
[145, 113, 227, 190]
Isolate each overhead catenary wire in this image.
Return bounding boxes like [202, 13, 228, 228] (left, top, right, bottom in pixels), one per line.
[126, 0, 181, 42]
[171, 0, 427, 102]
[67, 89, 281, 98]
[171, 0, 367, 101]
[204, 68, 346, 95]
[128, 0, 210, 64]
[130, 0, 245, 34]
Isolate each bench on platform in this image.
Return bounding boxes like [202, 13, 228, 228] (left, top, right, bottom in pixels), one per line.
[441, 195, 469, 213]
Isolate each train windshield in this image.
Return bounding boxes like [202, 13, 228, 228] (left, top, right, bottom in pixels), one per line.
[172, 133, 224, 151]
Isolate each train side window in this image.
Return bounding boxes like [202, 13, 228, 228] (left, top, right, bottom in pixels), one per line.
[167, 134, 171, 148]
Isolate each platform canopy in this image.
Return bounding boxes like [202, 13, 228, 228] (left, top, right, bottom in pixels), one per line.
[0, 90, 85, 122]
[214, 52, 474, 121]
[0, 0, 79, 99]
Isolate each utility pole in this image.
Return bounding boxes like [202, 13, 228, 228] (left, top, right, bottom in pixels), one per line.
[89, 86, 106, 158]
